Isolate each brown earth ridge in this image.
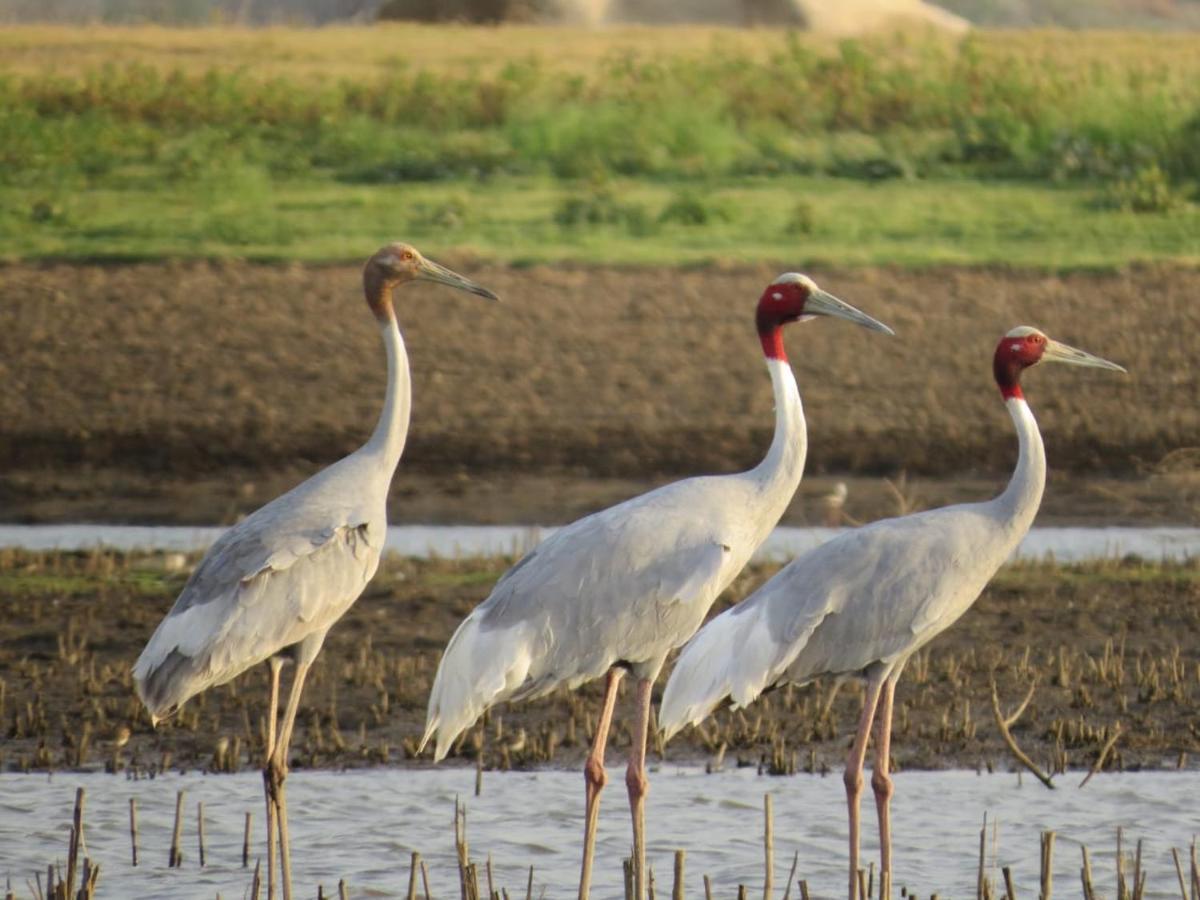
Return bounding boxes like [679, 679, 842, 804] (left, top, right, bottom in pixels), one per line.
[0, 261, 1197, 526]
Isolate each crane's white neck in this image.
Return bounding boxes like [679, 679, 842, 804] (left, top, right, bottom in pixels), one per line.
[993, 396, 1045, 535]
[364, 314, 411, 470]
[750, 356, 807, 509]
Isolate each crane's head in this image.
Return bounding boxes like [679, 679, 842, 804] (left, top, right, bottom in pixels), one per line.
[993, 325, 1126, 400]
[363, 242, 499, 320]
[756, 273, 893, 360]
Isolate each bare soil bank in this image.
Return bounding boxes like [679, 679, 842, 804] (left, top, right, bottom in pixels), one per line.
[0, 262, 1197, 526]
[2, 552, 1197, 777]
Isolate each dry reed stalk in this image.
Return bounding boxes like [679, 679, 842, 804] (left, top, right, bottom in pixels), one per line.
[978, 817, 987, 900]
[781, 852, 799, 900]
[65, 787, 84, 899]
[243, 811, 252, 868]
[624, 859, 635, 900]
[1081, 846, 1096, 900]
[251, 859, 262, 900]
[673, 850, 685, 900]
[799, 881, 810, 900]
[990, 680, 1055, 789]
[128, 797, 138, 867]
[650, 866, 658, 900]
[1118, 828, 1127, 900]
[764, 795, 774, 900]
[1079, 724, 1123, 787]
[422, 860, 433, 900]
[340, 879, 350, 900]
[487, 852, 495, 899]
[1174, 849, 1190, 900]
[524, 865, 533, 900]
[1039, 832, 1056, 900]
[1002, 867, 1016, 900]
[407, 852, 421, 900]
[197, 800, 206, 868]
[169, 789, 185, 867]
[704, 874, 714, 900]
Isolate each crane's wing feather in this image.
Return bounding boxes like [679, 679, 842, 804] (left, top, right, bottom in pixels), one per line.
[660, 505, 1005, 738]
[133, 491, 383, 718]
[421, 483, 740, 760]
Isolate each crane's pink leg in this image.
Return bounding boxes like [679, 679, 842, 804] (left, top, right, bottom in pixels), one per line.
[844, 673, 886, 900]
[579, 668, 626, 900]
[263, 656, 284, 900]
[267, 632, 326, 900]
[625, 677, 653, 900]
[871, 678, 898, 900]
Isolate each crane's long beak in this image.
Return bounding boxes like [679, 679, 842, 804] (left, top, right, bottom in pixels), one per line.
[804, 288, 895, 336]
[417, 257, 500, 301]
[1042, 339, 1127, 373]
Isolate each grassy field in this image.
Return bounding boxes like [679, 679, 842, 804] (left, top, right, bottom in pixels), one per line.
[3, 25, 1200, 266]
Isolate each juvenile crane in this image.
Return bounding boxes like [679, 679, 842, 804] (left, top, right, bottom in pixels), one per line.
[659, 326, 1126, 900]
[132, 243, 497, 900]
[421, 274, 893, 900]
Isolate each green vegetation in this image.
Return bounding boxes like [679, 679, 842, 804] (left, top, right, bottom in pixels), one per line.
[5, 175, 1200, 266]
[2, 26, 1200, 265]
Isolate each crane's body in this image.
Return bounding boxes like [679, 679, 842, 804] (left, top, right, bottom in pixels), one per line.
[131, 244, 497, 900]
[660, 326, 1125, 900]
[659, 396, 1042, 725]
[133, 438, 396, 719]
[422, 273, 893, 900]
[422, 357, 804, 758]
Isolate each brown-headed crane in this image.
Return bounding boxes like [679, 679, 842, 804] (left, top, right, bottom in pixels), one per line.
[133, 243, 498, 900]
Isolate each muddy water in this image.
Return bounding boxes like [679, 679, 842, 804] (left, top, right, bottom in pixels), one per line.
[2, 768, 1196, 899]
[2, 523, 1199, 562]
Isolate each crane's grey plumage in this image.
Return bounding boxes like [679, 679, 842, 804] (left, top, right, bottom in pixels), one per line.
[421, 273, 893, 900]
[132, 242, 497, 900]
[660, 326, 1126, 900]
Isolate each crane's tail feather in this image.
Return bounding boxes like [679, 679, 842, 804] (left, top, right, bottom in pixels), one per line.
[659, 601, 806, 742]
[421, 614, 534, 762]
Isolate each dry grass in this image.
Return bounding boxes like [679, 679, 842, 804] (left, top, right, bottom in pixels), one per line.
[1, 549, 1197, 777]
[4, 24, 1200, 81]
[0, 23, 791, 79]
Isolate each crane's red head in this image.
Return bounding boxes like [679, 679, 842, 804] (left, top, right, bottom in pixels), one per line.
[993, 325, 1127, 400]
[362, 241, 498, 322]
[756, 273, 893, 360]
[993, 326, 1048, 400]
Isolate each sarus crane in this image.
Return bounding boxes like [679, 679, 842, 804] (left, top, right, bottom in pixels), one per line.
[659, 326, 1126, 900]
[420, 273, 894, 900]
[132, 243, 497, 900]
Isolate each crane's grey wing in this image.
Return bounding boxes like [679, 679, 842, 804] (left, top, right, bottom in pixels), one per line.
[661, 508, 999, 738]
[133, 512, 382, 718]
[420, 501, 732, 761]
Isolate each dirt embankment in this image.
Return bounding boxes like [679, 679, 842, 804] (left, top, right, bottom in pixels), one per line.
[2, 552, 1198, 776]
[0, 262, 1197, 525]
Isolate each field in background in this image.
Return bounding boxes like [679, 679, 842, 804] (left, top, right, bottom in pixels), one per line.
[2, 25, 1200, 265]
[2, 261, 1197, 525]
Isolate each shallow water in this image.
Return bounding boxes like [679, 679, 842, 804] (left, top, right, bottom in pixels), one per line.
[2, 768, 1196, 899]
[2, 523, 1199, 563]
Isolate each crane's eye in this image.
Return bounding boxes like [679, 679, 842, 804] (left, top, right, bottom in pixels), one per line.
[401, 251, 413, 261]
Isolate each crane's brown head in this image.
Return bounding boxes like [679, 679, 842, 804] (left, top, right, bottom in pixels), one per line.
[755, 273, 893, 360]
[362, 242, 499, 321]
[993, 325, 1126, 400]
